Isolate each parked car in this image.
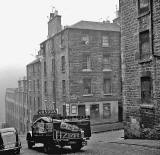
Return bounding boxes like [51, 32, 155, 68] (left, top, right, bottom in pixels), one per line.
[0, 127, 21, 154]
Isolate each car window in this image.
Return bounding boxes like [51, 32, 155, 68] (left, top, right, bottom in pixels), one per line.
[1, 132, 16, 145]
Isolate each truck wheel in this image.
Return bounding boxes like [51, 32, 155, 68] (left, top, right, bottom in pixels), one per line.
[44, 143, 51, 153]
[71, 143, 82, 152]
[14, 148, 20, 154]
[27, 141, 33, 149]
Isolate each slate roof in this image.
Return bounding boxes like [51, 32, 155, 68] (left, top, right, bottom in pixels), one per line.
[27, 58, 40, 66]
[69, 20, 120, 32]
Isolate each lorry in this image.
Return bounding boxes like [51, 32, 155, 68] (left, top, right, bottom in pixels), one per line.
[26, 110, 91, 153]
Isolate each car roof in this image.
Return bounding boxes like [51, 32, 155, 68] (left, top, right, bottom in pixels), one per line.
[0, 127, 16, 133]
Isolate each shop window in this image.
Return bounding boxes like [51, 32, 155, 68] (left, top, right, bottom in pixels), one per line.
[141, 76, 151, 104]
[103, 103, 111, 119]
[103, 78, 112, 94]
[90, 104, 100, 119]
[83, 78, 92, 95]
[139, 30, 150, 60]
[138, 0, 150, 15]
[102, 36, 109, 47]
[82, 54, 91, 70]
[61, 56, 65, 72]
[71, 105, 77, 114]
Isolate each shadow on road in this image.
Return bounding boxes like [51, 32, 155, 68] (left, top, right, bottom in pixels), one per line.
[32, 145, 86, 154]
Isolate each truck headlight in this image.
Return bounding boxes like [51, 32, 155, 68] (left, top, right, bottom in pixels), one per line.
[80, 130, 84, 138]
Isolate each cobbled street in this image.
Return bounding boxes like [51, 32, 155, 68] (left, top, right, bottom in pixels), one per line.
[19, 130, 160, 155]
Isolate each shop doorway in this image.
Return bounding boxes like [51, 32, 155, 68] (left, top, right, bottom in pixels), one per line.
[78, 105, 86, 116]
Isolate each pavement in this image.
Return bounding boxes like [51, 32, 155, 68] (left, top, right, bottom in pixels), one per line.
[91, 122, 160, 149]
[110, 139, 160, 149]
[91, 121, 124, 133]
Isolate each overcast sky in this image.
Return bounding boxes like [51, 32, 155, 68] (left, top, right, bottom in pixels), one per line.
[0, 0, 119, 123]
[0, 0, 118, 70]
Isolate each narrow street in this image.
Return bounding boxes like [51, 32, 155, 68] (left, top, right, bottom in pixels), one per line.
[19, 130, 160, 155]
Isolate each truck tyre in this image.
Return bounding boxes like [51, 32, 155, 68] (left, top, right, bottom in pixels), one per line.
[44, 143, 51, 153]
[27, 140, 33, 149]
[71, 142, 82, 152]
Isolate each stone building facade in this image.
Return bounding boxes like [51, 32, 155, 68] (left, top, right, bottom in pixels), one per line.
[26, 58, 42, 130]
[40, 12, 121, 124]
[5, 77, 28, 134]
[5, 88, 18, 129]
[120, 0, 160, 139]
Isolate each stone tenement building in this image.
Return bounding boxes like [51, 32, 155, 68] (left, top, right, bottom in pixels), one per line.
[5, 77, 28, 134]
[120, 0, 160, 139]
[26, 58, 42, 130]
[39, 12, 121, 124]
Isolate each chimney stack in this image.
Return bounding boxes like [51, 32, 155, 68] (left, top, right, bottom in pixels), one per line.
[48, 10, 62, 38]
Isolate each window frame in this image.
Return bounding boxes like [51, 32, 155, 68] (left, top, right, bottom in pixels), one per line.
[71, 105, 77, 114]
[44, 81, 47, 95]
[103, 103, 111, 119]
[102, 35, 109, 47]
[82, 54, 91, 71]
[103, 55, 111, 70]
[139, 30, 150, 60]
[62, 80, 66, 96]
[141, 76, 152, 104]
[81, 34, 89, 45]
[61, 56, 65, 73]
[83, 78, 92, 95]
[103, 78, 112, 95]
[138, 0, 150, 15]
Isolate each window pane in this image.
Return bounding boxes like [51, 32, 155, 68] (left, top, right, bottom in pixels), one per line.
[103, 55, 110, 69]
[83, 79, 91, 94]
[62, 80, 66, 95]
[81, 35, 89, 45]
[140, 31, 150, 59]
[104, 79, 111, 94]
[141, 77, 151, 104]
[61, 56, 65, 72]
[139, 0, 149, 14]
[103, 103, 111, 119]
[71, 105, 77, 114]
[139, 0, 149, 9]
[102, 36, 109, 47]
[82, 54, 90, 69]
[90, 104, 100, 119]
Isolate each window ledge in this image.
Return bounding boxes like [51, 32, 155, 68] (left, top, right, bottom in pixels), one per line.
[82, 69, 92, 72]
[104, 93, 112, 96]
[103, 69, 112, 72]
[137, 10, 150, 19]
[102, 45, 109, 48]
[138, 56, 153, 64]
[83, 94, 93, 97]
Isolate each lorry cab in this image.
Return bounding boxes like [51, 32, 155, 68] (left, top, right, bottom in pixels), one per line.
[26, 110, 91, 153]
[0, 127, 21, 154]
